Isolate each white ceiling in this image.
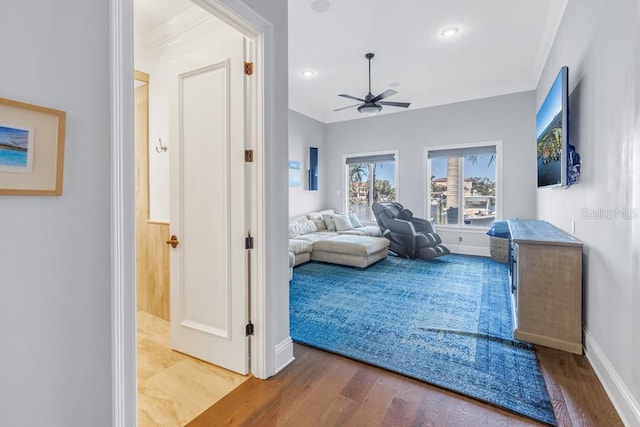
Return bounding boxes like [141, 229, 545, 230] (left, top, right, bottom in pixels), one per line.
[134, 0, 195, 36]
[134, 0, 568, 124]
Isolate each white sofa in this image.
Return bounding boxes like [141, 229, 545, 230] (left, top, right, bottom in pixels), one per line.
[288, 209, 388, 277]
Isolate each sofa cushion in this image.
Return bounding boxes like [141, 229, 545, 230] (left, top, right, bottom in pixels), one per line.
[288, 219, 317, 238]
[313, 235, 389, 256]
[339, 225, 382, 237]
[359, 225, 382, 237]
[339, 229, 366, 236]
[288, 239, 313, 255]
[289, 215, 308, 224]
[291, 231, 338, 244]
[333, 214, 354, 231]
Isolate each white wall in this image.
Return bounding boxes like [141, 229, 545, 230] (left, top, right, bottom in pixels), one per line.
[0, 1, 112, 426]
[134, 53, 171, 222]
[135, 18, 242, 222]
[288, 110, 326, 216]
[0, 0, 288, 425]
[323, 92, 536, 254]
[536, 0, 640, 424]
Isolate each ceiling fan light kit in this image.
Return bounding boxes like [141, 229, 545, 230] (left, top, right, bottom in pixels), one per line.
[358, 104, 382, 114]
[335, 52, 411, 115]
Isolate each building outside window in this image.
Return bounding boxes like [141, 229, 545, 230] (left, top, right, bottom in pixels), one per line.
[345, 152, 397, 222]
[427, 144, 498, 227]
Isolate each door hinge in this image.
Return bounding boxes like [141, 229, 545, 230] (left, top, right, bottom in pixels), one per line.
[246, 321, 254, 336]
[244, 149, 254, 162]
[244, 61, 254, 76]
[245, 235, 254, 250]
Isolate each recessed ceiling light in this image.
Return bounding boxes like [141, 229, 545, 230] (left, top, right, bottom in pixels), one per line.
[310, 0, 330, 13]
[441, 27, 459, 38]
[301, 69, 316, 78]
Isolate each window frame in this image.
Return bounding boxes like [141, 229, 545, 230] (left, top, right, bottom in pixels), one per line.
[343, 149, 399, 222]
[424, 141, 503, 230]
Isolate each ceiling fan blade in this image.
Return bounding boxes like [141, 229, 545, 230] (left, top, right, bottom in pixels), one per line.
[379, 101, 411, 108]
[370, 89, 397, 103]
[338, 94, 366, 102]
[333, 103, 361, 112]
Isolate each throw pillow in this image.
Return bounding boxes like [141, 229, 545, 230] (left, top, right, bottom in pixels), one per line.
[288, 219, 317, 237]
[302, 219, 318, 234]
[349, 213, 363, 228]
[312, 219, 327, 231]
[288, 223, 302, 238]
[307, 212, 322, 220]
[333, 214, 354, 231]
[322, 213, 337, 231]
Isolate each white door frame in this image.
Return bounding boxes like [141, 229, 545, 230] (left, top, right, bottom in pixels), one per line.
[110, 0, 272, 425]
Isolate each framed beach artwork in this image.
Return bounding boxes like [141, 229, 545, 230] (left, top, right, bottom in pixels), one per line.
[0, 97, 66, 195]
[0, 124, 34, 173]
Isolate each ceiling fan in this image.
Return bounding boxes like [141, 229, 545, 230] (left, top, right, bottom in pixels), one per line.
[335, 52, 411, 114]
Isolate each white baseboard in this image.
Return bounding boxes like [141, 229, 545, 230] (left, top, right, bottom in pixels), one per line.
[449, 244, 490, 257]
[274, 336, 295, 375]
[584, 328, 640, 426]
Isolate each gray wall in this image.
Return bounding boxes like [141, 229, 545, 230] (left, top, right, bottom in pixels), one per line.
[536, 0, 640, 423]
[288, 110, 326, 216]
[0, 0, 288, 425]
[0, 1, 111, 425]
[324, 92, 536, 253]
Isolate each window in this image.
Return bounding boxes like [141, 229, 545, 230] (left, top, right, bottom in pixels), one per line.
[427, 144, 498, 227]
[346, 152, 396, 221]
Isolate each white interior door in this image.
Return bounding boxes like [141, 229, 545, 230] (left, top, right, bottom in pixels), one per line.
[168, 27, 248, 374]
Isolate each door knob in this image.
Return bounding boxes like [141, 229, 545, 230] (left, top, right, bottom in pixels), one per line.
[166, 235, 179, 248]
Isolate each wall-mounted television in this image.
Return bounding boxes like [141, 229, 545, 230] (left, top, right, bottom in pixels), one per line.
[536, 66, 580, 188]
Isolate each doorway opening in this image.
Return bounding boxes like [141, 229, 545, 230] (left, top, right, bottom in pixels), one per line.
[112, 0, 270, 425]
[133, 57, 248, 423]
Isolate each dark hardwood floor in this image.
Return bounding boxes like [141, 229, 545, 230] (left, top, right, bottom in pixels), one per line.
[188, 343, 622, 427]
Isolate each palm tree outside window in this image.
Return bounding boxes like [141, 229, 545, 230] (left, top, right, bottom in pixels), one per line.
[345, 152, 397, 221]
[427, 144, 498, 227]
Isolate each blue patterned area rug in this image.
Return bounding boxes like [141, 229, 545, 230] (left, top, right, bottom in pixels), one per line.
[290, 255, 556, 426]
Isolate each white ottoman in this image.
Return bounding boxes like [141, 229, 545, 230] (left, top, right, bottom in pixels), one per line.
[311, 235, 389, 268]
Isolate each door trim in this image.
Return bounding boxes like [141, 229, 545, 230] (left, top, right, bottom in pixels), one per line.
[110, 1, 271, 425]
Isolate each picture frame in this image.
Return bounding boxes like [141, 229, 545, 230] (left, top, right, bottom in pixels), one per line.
[0, 97, 66, 195]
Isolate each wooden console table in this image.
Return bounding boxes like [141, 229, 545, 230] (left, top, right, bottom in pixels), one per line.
[507, 219, 583, 354]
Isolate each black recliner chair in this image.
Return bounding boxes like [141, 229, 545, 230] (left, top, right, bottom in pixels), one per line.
[372, 202, 450, 260]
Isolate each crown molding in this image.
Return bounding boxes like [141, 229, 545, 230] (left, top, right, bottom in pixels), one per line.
[137, 5, 224, 58]
[533, 0, 569, 85]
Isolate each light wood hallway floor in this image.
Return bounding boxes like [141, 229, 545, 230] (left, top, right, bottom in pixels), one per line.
[137, 311, 249, 426]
